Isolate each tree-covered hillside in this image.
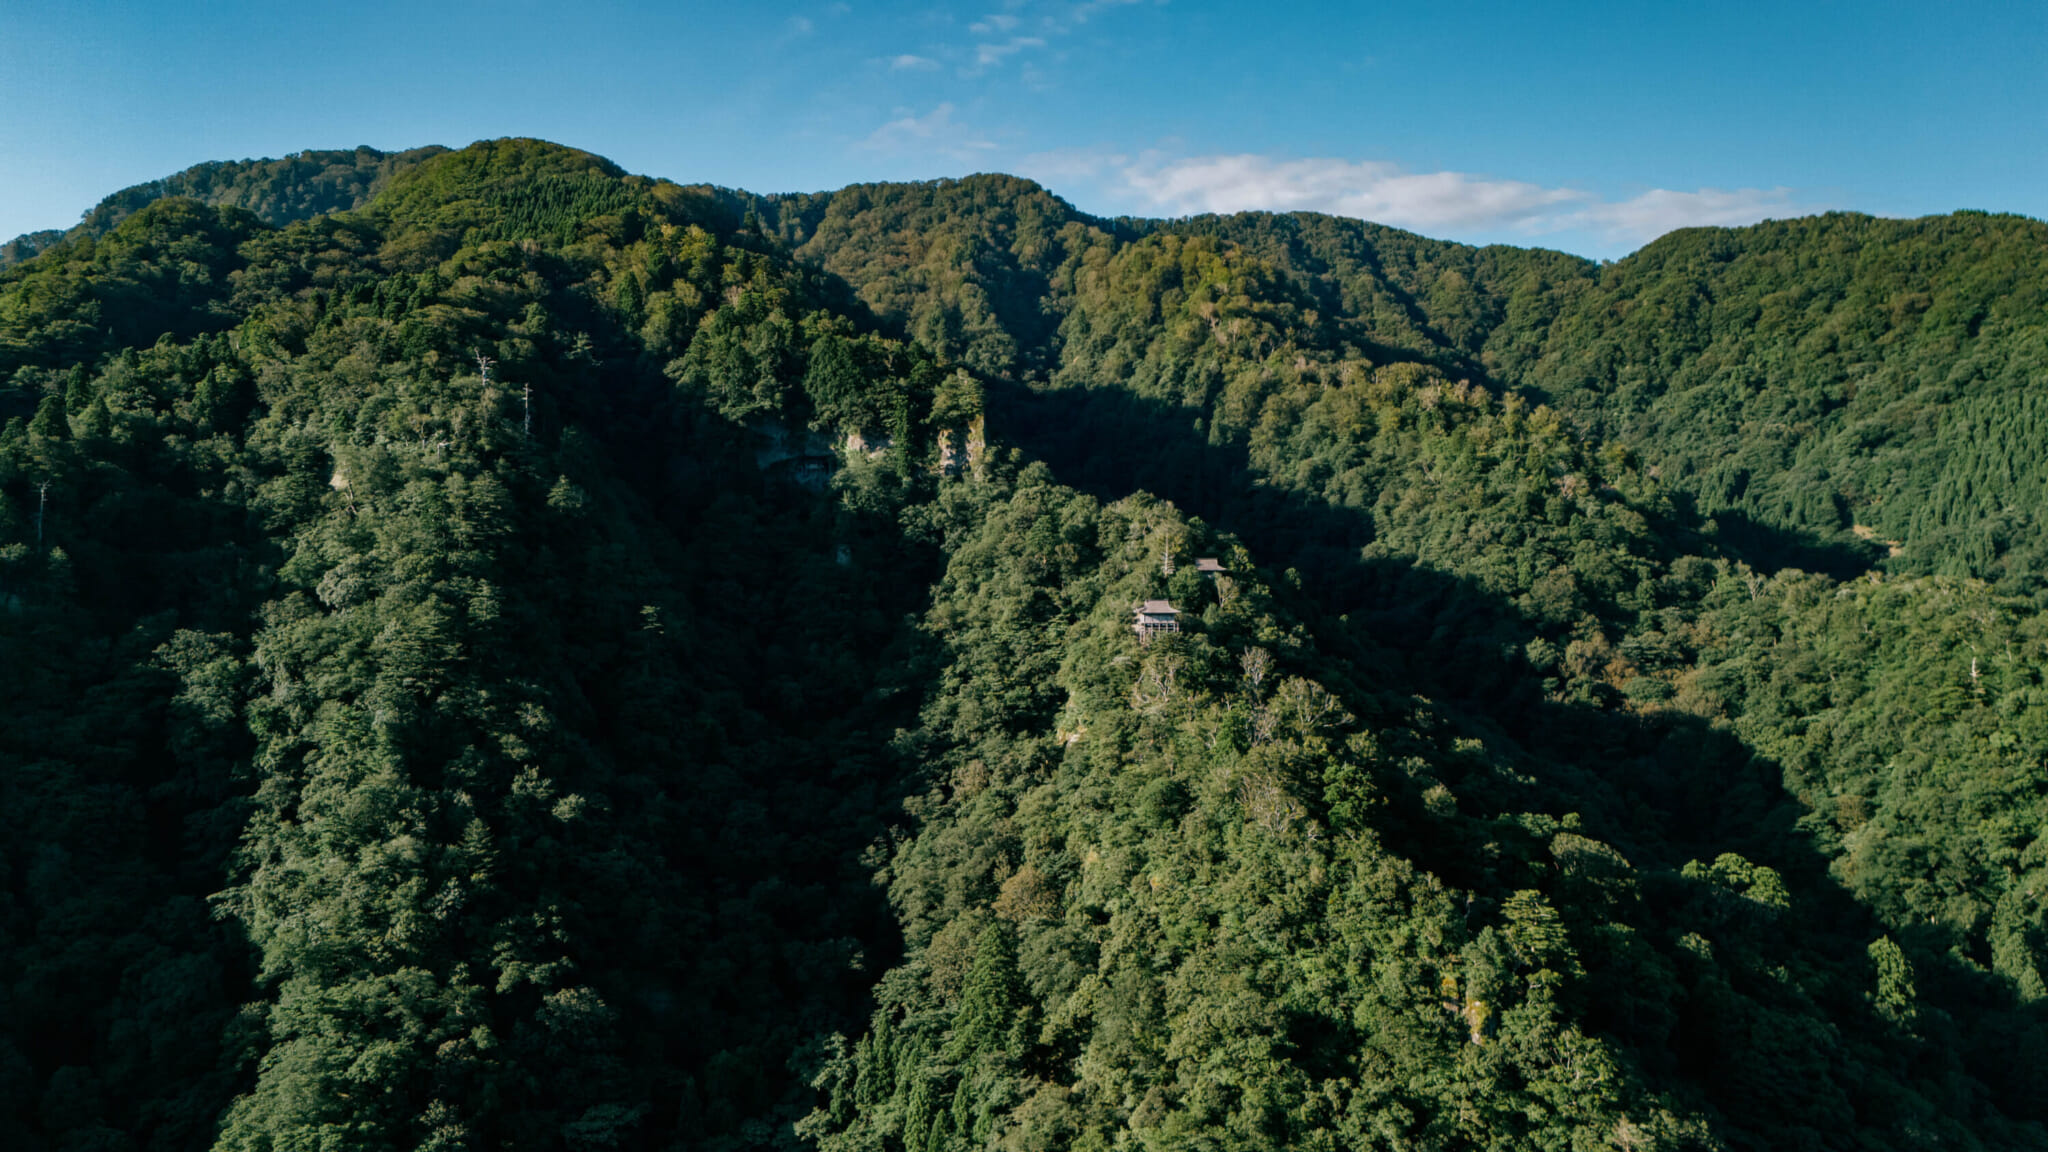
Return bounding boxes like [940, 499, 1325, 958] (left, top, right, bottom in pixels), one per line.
[0, 139, 949, 1150]
[776, 181, 2048, 586]
[3, 140, 2047, 1151]
[1519, 213, 2048, 585]
[0, 147, 450, 269]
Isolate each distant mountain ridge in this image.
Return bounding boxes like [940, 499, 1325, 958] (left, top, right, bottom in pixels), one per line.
[741, 177, 2048, 585]
[0, 145, 449, 268]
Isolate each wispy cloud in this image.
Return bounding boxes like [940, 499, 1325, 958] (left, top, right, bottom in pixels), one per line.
[1570, 186, 1804, 240]
[861, 104, 998, 162]
[1118, 155, 1580, 232]
[1017, 146, 1130, 185]
[975, 36, 1046, 66]
[888, 53, 940, 71]
[1086, 152, 1816, 247]
[1068, 0, 1147, 25]
[787, 15, 815, 35]
[950, 1, 1153, 73]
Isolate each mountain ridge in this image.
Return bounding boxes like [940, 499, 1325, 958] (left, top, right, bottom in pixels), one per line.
[0, 145, 451, 269]
[3, 137, 2047, 1151]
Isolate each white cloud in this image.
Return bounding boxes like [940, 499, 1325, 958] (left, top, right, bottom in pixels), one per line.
[1570, 186, 1803, 240]
[862, 104, 998, 162]
[939, 2, 1156, 75]
[1105, 152, 1817, 247]
[888, 53, 940, 70]
[1120, 154, 1580, 232]
[1068, 0, 1146, 24]
[975, 36, 1046, 66]
[1017, 146, 1128, 185]
[787, 15, 814, 34]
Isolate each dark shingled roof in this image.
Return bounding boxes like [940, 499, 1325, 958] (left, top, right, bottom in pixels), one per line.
[1137, 600, 1179, 615]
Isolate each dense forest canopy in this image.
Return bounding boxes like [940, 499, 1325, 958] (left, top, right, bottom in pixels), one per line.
[0, 147, 450, 269]
[3, 138, 2047, 1151]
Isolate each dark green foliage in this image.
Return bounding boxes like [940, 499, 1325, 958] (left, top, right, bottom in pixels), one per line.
[0, 146, 449, 269]
[0, 199, 265, 378]
[489, 173, 640, 245]
[758, 174, 2048, 1149]
[0, 229, 65, 267]
[0, 140, 954, 1151]
[1511, 213, 2048, 586]
[754, 175, 1082, 380]
[5, 142, 2048, 1151]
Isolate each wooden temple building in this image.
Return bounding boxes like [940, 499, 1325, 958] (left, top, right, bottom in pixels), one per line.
[1134, 600, 1181, 639]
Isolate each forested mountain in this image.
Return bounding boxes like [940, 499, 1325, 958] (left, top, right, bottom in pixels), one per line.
[0, 147, 449, 269]
[764, 182, 2048, 585]
[3, 139, 2047, 1151]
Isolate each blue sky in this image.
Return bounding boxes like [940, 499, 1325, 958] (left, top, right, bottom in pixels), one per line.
[2, 0, 2042, 258]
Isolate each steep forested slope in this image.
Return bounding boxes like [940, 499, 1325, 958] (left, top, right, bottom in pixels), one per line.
[736, 175, 2048, 1148]
[3, 141, 2047, 1152]
[0, 140, 950, 1150]
[1518, 213, 2048, 584]
[751, 175, 1084, 383]
[797, 475, 2021, 1152]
